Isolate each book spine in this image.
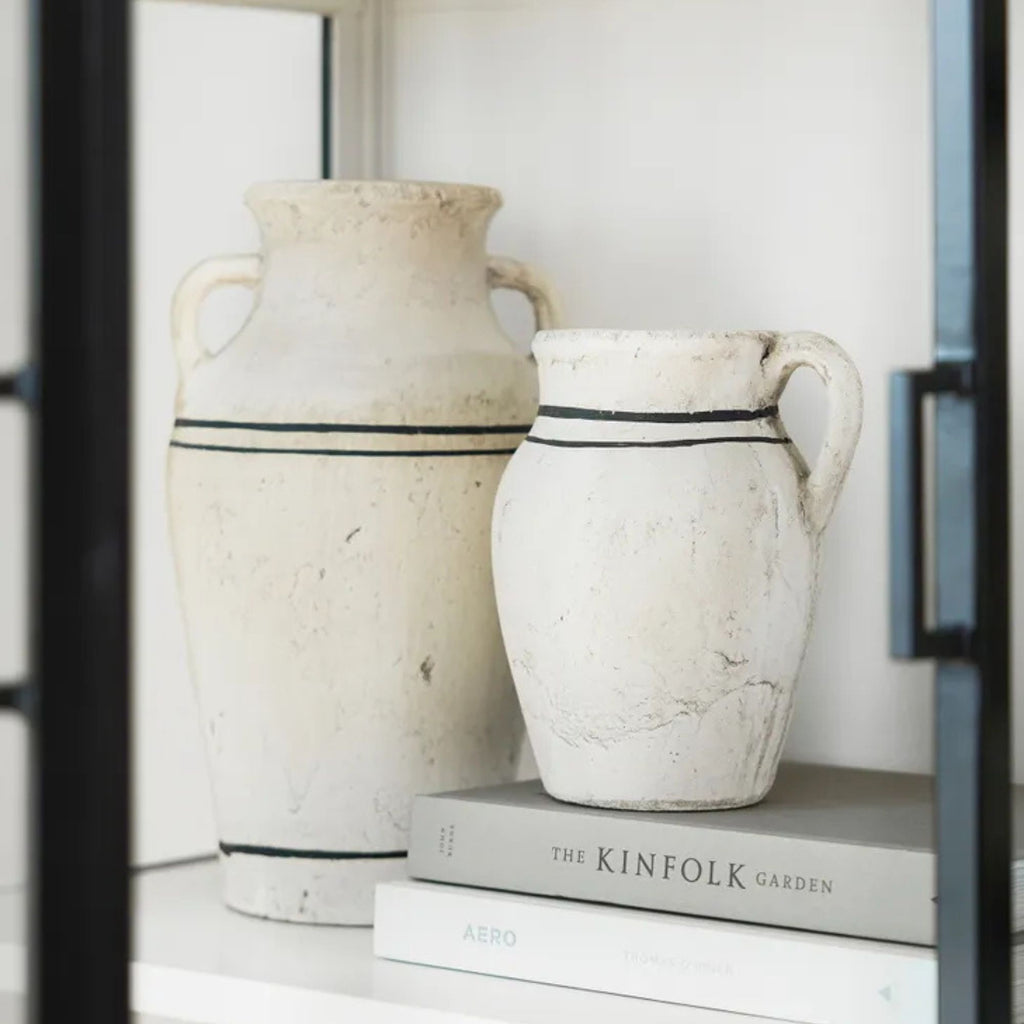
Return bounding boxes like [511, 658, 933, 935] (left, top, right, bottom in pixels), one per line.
[374, 881, 937, 1024]
[408, 794, 938, 945]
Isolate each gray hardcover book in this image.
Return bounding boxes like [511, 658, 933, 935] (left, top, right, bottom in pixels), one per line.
[408, 762, 1024, 946]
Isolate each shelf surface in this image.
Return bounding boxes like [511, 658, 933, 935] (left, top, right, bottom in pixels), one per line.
[148, 0, 362, 14]
[0, 860, 775, 1024]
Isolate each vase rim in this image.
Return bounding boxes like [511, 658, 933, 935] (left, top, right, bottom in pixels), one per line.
[244, 178, 503, 211]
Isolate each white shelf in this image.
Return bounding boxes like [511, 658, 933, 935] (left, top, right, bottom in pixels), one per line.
[146, 0, 363, 15]
[0, 861, 775, 1024]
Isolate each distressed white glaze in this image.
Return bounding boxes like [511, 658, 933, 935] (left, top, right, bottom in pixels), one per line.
[167, 180, 560, 922]
[492, 330, 862, 811]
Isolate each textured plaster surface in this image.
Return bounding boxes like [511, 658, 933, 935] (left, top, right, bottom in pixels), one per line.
[493, 329, 862, 810]
[167, 181, 559, 922]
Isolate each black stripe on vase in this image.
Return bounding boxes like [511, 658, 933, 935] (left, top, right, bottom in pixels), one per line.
[536, 404, 779, 424]
[525, 435, 792, 450]
[175, 417, 532, 436]
[219, 841, 408, 860]
[169, 440, 519, 458]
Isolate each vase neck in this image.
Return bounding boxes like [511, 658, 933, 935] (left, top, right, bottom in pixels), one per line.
[262, 233, 491, 311]
[246, 181, 501, 316]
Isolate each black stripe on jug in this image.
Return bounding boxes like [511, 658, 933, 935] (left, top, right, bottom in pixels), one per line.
[219, 841, 407, 860]
[170, 441, 518, 458]
[525, 435, 792, 450]
[536, 404, 779, 424]
[175, 417, 532, 436]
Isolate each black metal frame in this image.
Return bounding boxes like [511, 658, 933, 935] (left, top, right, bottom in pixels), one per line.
[322, 15, 334, 178]
[0, 1, 1012, 1022]
[890, 0, 1011, 1021]
[11, 0, 132, 1022]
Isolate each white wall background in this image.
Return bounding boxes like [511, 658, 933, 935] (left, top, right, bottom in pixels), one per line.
[0, 0, 1022, 883]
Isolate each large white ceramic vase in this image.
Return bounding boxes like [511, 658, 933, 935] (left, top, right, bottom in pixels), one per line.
[493, 330, 861, 811]
[167, 180, 559, 923]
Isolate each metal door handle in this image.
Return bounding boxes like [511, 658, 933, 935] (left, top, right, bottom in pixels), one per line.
[0, 364, 36, 714]
[889, 360, 974, 660]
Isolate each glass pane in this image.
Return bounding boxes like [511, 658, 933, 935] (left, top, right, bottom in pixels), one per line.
[387, 0, 936, 775]
[0, 0, 30, 903]
[132, 1, 322, 866]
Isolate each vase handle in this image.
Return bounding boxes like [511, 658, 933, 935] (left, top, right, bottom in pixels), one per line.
[486, 256, 563, 331]
[762, 331, 863, 534]
[170, 254, 262, 382]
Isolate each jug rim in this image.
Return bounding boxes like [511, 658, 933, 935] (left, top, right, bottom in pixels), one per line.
[533, 328, 780, 358]
[244, 178, 503, 211]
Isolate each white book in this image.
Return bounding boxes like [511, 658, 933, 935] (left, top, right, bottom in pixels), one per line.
[374, 880, 1020, 1024]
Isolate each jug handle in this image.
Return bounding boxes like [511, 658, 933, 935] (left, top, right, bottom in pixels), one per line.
[486, 256, 563, 331]
[762, 332, 863, 534]
[171, 254, 263, 382]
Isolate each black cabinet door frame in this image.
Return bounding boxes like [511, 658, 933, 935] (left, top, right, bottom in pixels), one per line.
[891, 1, 1011, 1021]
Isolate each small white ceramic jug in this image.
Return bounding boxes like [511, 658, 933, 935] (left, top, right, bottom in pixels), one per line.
[492, 329, 862, 810]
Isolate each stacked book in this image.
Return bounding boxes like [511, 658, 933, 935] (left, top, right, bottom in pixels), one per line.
[374, 762, 1024, 1023]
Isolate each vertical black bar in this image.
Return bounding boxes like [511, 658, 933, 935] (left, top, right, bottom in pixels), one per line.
[889, 372, 924, 659]
[969, 0, 1011, 1019]
[321, 16, 332, 179]
[29, 0, 131, 1022]
[932, 1, 1010, 1021]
